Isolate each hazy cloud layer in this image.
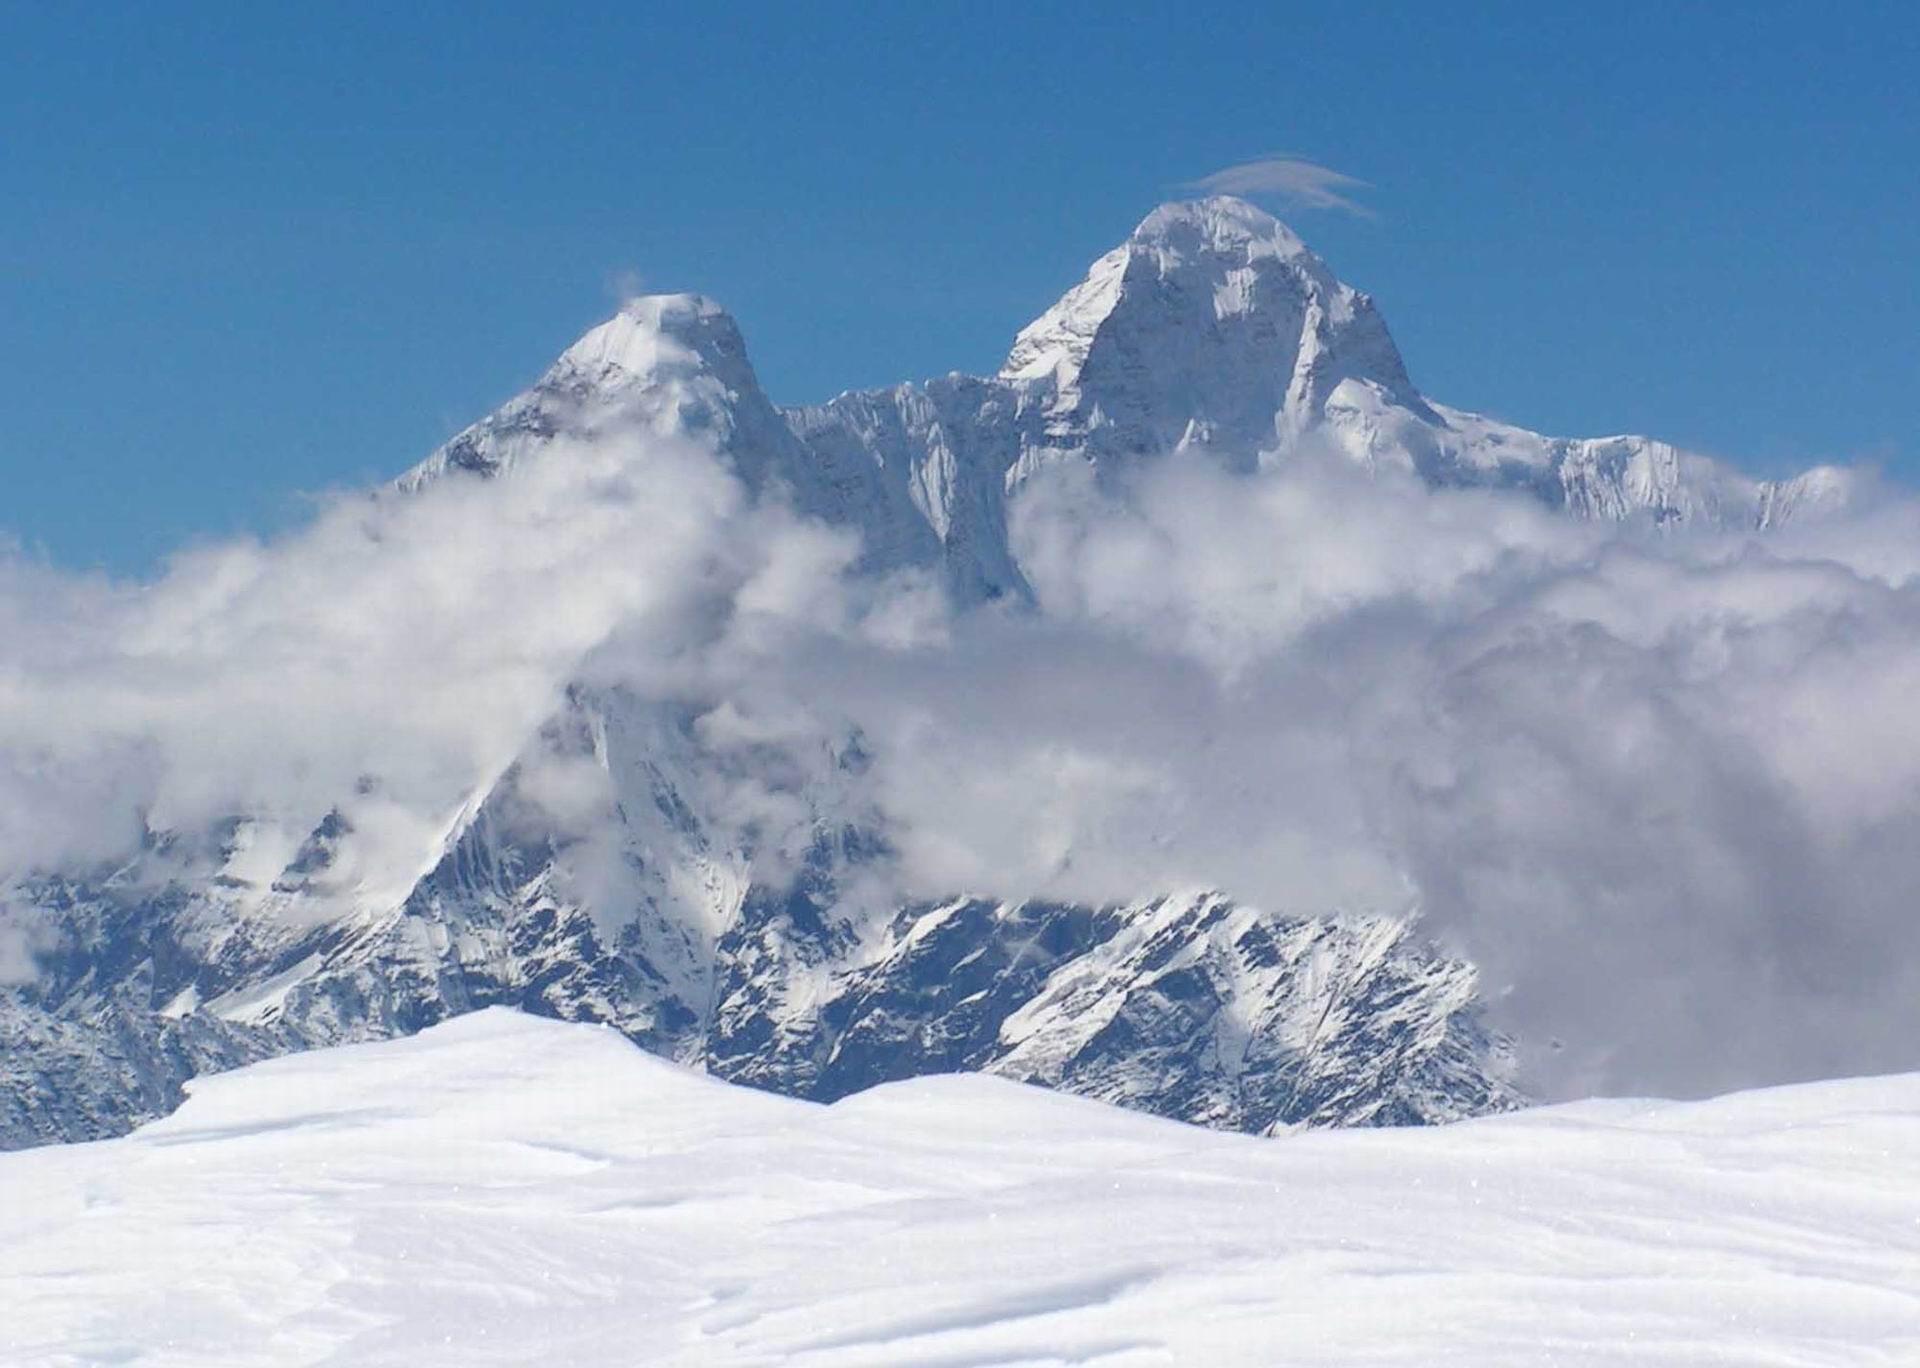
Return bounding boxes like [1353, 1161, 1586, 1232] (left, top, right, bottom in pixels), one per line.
[0, 434, 848, 914]
[5, 430, 1920, 1100]
[690, 449, 1920, 1101]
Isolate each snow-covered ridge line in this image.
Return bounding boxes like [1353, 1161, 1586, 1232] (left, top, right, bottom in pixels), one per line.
[408, 195, 1855, 607]
[5, 1009, 1914, 1366]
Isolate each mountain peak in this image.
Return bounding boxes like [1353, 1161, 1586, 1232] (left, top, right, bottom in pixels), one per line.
[551, 293, 746, 392]
[1127, 195, 1314, 263]
[1001, 196, 1329, 385]
[999, 198, 1416, 455]
[400, 292, 778, 490]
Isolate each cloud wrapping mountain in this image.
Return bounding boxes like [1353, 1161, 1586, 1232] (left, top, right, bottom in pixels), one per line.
[2, 198, 1914, 1128]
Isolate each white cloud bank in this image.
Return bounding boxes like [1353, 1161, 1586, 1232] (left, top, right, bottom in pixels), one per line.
[5, 429, 1920, 1102]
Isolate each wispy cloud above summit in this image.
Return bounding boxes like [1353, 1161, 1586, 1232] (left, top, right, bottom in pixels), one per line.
[1186, 155, 1375, 217]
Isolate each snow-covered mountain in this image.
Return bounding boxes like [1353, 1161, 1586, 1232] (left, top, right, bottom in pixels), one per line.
[7, 1009, 1917, 1366]
[1, 197, 1851, 1150]
[2, 687, 1515, 1146]
[415, 195, 1852, 605]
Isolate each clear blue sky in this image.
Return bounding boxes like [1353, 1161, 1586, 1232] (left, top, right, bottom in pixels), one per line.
[4, 2, 1915, 573]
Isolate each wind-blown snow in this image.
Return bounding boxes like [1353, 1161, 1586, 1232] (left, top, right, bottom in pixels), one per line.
[3, 1010, 1916, 1366]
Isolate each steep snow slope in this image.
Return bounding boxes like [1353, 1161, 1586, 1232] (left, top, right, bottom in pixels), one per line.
[415, 197, 1854, 605]
[2, 856, 1514, 1148]
[400, 292, 953, 587]
[0, 688, 1515, 1147]
[4, 1010, 1915, 1367]
[795, 196, 1853, 596]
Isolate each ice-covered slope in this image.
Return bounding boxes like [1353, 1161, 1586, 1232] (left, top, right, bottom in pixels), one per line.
[2, 846, 1514, 1149]
[997, 196, 1431, 462]
[798, 196, 1854, 582]
[0, 689, 1516, 1148]
[413, 197, 1852, 604]
[4, 1010, 1915, 1367]
[399, 292, 953, 586]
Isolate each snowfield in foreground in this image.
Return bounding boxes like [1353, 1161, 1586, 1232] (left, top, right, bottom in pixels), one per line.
[4, 1011, 1917, 1367]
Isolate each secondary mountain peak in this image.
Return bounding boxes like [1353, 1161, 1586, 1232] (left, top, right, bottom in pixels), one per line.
[400, 291, 785, 489]
[403, 201, 1851, 592]
[554, 292, 745, 391]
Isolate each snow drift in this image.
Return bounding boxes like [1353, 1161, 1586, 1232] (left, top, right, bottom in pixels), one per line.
[3, 1010, 1916, 1366]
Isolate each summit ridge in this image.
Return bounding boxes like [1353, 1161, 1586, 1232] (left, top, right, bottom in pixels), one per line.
[408, 196, 1851, 604]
